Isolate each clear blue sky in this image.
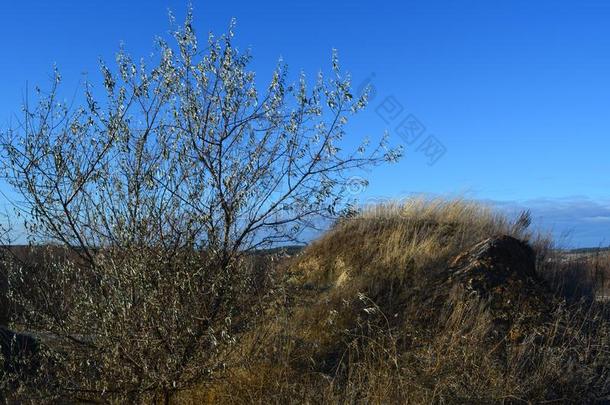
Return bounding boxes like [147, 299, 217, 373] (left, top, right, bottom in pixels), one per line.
[1, 0, 609, 247]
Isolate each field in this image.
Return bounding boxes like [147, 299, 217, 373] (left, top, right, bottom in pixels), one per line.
[2, 198, 610, 403]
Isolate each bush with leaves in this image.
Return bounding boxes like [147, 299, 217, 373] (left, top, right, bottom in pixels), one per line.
[0, 9, 398, 402]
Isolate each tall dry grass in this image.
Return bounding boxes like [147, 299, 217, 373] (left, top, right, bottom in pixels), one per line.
[3, 198, 610, 403]
[183, 198, 610, 404]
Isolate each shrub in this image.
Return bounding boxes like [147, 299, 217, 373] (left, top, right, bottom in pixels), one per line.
[0, 8, 395, 401]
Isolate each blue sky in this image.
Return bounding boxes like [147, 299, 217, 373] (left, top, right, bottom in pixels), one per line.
[1, 0, 609, 247]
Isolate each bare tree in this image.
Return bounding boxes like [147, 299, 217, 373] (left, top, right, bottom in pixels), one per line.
[0, 10, 399, 401]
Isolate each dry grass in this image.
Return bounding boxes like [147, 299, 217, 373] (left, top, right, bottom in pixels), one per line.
[4, 198, 610, 403]
[541, 249, 610, 301]
[181, 198, 610, 404]
[296, 198, 529, 286]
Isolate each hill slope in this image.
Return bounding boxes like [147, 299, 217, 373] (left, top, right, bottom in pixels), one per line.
[184, 199, 610, 404]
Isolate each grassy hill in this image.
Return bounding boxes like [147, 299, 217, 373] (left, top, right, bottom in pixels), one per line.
[2, 199, 609, 403]
[181, 199, 610, 404]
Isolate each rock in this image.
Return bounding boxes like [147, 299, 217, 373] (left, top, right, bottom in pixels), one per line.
[448, 235, 539, 294]
[445, 235, 562, 344]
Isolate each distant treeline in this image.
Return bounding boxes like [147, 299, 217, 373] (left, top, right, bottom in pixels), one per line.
[566, 247, 610, 254]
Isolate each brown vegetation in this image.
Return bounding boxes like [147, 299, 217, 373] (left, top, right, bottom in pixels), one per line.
[2, 198, 610, 403]
[0, 13, 396, 403]
[1, 9, 608, 404]
[179, 199, 610, 404]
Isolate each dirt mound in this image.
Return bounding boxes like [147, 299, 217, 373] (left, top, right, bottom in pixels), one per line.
[449, 235, 537, 282]
[201, 207, 610, 403]
[443, 235, 562, 343]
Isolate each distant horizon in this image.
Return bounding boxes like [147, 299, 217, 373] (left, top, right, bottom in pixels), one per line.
[2, 193, 608, 249]
[1, 1, 609, 247]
